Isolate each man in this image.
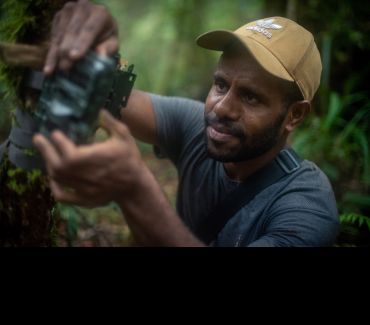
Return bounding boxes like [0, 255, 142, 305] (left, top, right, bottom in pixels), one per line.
[33, 0, 339, 246]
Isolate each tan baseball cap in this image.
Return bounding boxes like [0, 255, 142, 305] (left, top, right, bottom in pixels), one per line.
[196, 17, 322, 101]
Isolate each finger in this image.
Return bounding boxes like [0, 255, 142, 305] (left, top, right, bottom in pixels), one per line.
[95, 36, 119, 57]
[51, 172, 97, 190]
[50, 130, 76, 159]
[45, 2, 76, 73]
[50, 179, 103, 208]
[99, 109, 129, 139]
[65, 0, 90, 39]
[50, 179, 88, 205]
[33, 134, 62, 169]
[71, 6, 117, 60]
[48, 131, 107, 178]
[44, 12, 62, 75]
[58, 2, 90, 69]
[43, 43, 59, 75]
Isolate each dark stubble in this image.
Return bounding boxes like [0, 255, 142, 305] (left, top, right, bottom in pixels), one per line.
[204, 111, 287, 162]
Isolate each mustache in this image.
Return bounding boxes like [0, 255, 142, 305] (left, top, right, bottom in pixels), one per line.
[204, 112, 246, 139]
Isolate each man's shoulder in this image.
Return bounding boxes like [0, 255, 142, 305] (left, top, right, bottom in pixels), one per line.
[148, 93, 205, 165]
[149, 93, 205, 134]
[217, 156, 339, 247]
[260, 158, 338, 215]
[253, 156, 334, 198]
[289, 158, 333, 189]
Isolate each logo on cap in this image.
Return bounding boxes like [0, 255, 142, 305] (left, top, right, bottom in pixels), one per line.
[246, 19, 282, 39]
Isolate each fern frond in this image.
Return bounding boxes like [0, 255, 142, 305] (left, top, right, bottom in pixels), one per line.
[340, 213, 370, 231]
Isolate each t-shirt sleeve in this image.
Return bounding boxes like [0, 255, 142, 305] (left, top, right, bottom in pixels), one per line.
[247, 208, 340, 247]
[215, 163, 340, 247]
[247, 186, 340, 247]
[149, 93, 205, 165]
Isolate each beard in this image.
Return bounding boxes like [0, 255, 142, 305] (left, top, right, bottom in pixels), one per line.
[204, 111, 287, 162]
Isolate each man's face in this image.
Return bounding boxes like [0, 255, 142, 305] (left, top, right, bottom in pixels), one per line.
[204, 48, 289, 162]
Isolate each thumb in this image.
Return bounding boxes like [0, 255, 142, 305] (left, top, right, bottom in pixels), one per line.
[99, 109, 129, 139]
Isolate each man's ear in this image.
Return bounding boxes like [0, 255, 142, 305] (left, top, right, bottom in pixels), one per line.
[285, 100, 311, 132]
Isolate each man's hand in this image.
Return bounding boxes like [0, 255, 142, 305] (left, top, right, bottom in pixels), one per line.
[33, 110, 144, 207]
[44, 0, 119, 75]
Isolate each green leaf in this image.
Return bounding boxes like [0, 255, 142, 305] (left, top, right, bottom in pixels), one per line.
[340, 213, 370, 231]
[352, 128, 369, 184]
[323, 92, 342, 130]
[338, 105, 370, 143]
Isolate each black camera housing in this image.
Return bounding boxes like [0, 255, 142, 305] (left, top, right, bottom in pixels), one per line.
[36, 51, 136, 144]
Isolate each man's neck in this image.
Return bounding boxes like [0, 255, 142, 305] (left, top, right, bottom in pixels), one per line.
[223, 142, 287, 182]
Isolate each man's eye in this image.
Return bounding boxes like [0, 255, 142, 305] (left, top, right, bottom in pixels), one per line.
[215, 80, 227, 92]
[243, 93, 259, 105]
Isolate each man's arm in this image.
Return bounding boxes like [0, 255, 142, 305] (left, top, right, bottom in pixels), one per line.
[121, 90, 158, 145]
[117, 161, 204, 246]
[33, 110, 204, 246]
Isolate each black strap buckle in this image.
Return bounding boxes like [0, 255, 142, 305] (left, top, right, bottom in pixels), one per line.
[275, 149, 301, 174]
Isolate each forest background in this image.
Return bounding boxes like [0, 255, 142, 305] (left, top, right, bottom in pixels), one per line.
[0, 0, 369, 246]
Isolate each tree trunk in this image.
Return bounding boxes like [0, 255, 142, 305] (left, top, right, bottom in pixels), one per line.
[0, 0, 72, 246]
[0, 154, 54, 246]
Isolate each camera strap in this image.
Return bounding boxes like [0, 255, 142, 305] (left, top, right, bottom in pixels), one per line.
[195, 148, 302, 245]
[5, 107, 45, 171]
[8, 144, 45, 171]
[9, 108, 38, 149]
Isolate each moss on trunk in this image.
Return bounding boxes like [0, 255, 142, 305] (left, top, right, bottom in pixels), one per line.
[0, 155, 55, 246]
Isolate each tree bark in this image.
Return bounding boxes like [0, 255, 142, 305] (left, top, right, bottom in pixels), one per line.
[0, 154, 55, 246]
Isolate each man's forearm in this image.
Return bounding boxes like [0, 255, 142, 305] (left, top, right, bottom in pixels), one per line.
[117, 166, 205, 247]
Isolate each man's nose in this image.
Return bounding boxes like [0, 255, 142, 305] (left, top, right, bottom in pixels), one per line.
[213, 91, 241, 121]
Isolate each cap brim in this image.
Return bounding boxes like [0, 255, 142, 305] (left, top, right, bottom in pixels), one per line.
[196, 30, 294, 82]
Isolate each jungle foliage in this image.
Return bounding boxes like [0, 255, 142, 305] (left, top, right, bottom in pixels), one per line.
[0, 0, 369, 246]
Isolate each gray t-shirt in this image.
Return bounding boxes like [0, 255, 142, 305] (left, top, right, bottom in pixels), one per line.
[150, 94, 340, 247]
